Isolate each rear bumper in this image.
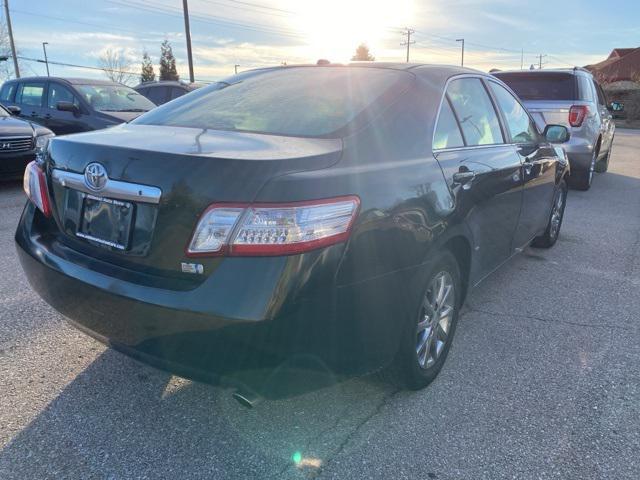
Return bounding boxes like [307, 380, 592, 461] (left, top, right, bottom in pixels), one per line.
[563, 136, 595, 173]
[15, 204, 406, 379]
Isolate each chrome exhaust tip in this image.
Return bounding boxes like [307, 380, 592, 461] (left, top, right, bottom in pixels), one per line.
[232, 389, 262, 409]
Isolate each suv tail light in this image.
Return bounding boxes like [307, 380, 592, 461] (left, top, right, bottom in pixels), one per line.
[568, 105, 589, 127]
[23, 161, 51, 217]
[187, 196, 360, 256]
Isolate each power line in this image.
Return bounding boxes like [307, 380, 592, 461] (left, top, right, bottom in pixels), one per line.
[103, 0, 306, 39]
[13, 55, 218, 83]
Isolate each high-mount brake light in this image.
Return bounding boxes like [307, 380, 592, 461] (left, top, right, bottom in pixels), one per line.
[23, 161, 51, 217]
[186, 196, 360, 257]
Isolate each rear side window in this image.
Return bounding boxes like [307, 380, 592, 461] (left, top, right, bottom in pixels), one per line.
[0, 82, 16, 102]
[488, 81, 538, 144]
[434, 99, 464, 149]
[495, 73, 576, 101]
[447, 78, 503, 146]
[17, 82, 45, 106]
[595, 83, 607, 105]
[146, 86, 167, 105]
[577, 75, 594, 102]
[134, 67, 411, 137]
[170, 87, 187, 100]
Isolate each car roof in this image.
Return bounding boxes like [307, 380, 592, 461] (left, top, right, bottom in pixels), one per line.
[4, 76, 122, 86]
[135, 80, 188, 87]
[493, 68, 592, 77]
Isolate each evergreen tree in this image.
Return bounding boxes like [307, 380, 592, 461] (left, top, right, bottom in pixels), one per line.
[140, 51, 156, 83]
[351, 44, 375, 62]
[159, 40, 179, 81]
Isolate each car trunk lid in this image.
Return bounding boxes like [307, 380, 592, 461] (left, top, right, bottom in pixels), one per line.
[46, 124, 342, 279]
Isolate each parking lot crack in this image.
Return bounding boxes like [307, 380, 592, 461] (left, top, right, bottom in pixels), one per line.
[464, 306, 637, 332]
[310, 388, 400, 479]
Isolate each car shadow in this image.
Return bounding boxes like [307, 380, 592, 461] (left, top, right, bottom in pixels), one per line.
[0, 346, 396, 478]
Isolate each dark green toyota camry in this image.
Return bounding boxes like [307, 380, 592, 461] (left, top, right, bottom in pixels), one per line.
[16, 63, 570, 392]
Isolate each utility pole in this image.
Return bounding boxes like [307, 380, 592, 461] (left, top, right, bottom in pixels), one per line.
[3, 0, 19, 78]
[42, 42, 49, 76]
[400, 28, 415, 63]
[521, 48, 524, 70]
[234, 64, 240, 74]
[538, 54, 547, 70]
[456, 38, 465, 67]
[182, 0, 195, 83]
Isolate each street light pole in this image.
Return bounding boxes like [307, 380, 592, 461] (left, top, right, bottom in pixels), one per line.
[456, 38, 465, 67]
[42, 42, 50, 76]
[234, 64, 240, 75]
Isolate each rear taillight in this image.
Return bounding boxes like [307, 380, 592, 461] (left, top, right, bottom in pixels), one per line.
[23, 161, 51, 217]
[568, 105, 589, 127]
[187, 196, 360, 257]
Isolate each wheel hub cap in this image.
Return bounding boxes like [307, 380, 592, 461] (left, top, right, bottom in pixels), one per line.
[416, 271, 455, 369]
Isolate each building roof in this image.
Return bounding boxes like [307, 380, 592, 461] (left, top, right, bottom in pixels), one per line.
[586, 48, 640, 83]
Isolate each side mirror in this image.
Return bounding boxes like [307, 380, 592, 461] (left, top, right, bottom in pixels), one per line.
[543, 124, 570, 144]
[56, 101, 80, 115]
[6, 105, 20, 115]
[609, 101, 624, 112]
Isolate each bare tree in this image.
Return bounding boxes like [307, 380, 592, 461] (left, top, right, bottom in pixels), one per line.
[99, 48, 136, 85]
[0, 19, 28, 80]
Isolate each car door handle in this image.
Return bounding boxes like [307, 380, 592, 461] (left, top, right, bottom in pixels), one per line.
[452, 171, 476, 185]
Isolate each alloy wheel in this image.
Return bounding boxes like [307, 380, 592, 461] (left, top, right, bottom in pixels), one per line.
[416, 271, 455, 369]
[549, 188, 565, 239]
[588, 152, 596, 185]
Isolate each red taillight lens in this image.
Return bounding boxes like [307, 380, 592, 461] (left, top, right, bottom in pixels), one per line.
[23, 161, 51, 217]
[568, 105, 589, 127]
[186, 196, 360, 257]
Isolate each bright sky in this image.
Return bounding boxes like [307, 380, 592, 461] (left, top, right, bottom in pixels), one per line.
[4, 0, 640, 83]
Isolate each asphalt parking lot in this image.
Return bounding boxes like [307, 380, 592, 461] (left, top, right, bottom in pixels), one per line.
[1, 131, 639, 480]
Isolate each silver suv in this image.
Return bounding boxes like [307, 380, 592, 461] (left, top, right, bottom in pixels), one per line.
[493, 68, 615, 190]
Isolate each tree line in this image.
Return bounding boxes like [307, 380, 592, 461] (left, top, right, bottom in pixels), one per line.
[99, 39, 180, 86]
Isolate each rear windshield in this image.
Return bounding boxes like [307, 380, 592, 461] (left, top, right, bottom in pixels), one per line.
[133, 67, 410, 137]
[493, 73, 577, 101]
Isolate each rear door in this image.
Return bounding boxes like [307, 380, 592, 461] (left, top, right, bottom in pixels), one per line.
[15, 81, 47, 125]
[488, 80, 557, 247]
[434, 76, 523, 281]
[44, 81, 88, 134]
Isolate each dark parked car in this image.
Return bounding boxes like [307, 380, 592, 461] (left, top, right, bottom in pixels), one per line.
[0, 77, 155, 135]
[0, 103, 53, 180]
[16, 64, 570, 393]
[134, 80, 203, 105]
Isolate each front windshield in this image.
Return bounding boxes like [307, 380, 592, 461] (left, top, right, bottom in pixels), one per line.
[133, 67, 410, 137]
[76, 84, 155, 112]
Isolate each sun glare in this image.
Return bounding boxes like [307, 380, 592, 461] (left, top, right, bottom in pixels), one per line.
[283, 0, 414, 62]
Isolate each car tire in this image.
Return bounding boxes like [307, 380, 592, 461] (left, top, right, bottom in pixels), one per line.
[531, 179, 568, 249]
[595, 143, 612, 173]
[569, 151, 596, 191]
[381, 250, 462, 390]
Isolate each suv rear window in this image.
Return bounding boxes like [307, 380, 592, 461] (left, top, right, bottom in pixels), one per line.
[134, 67, 411, 137]
[493, 73, 577, 101]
